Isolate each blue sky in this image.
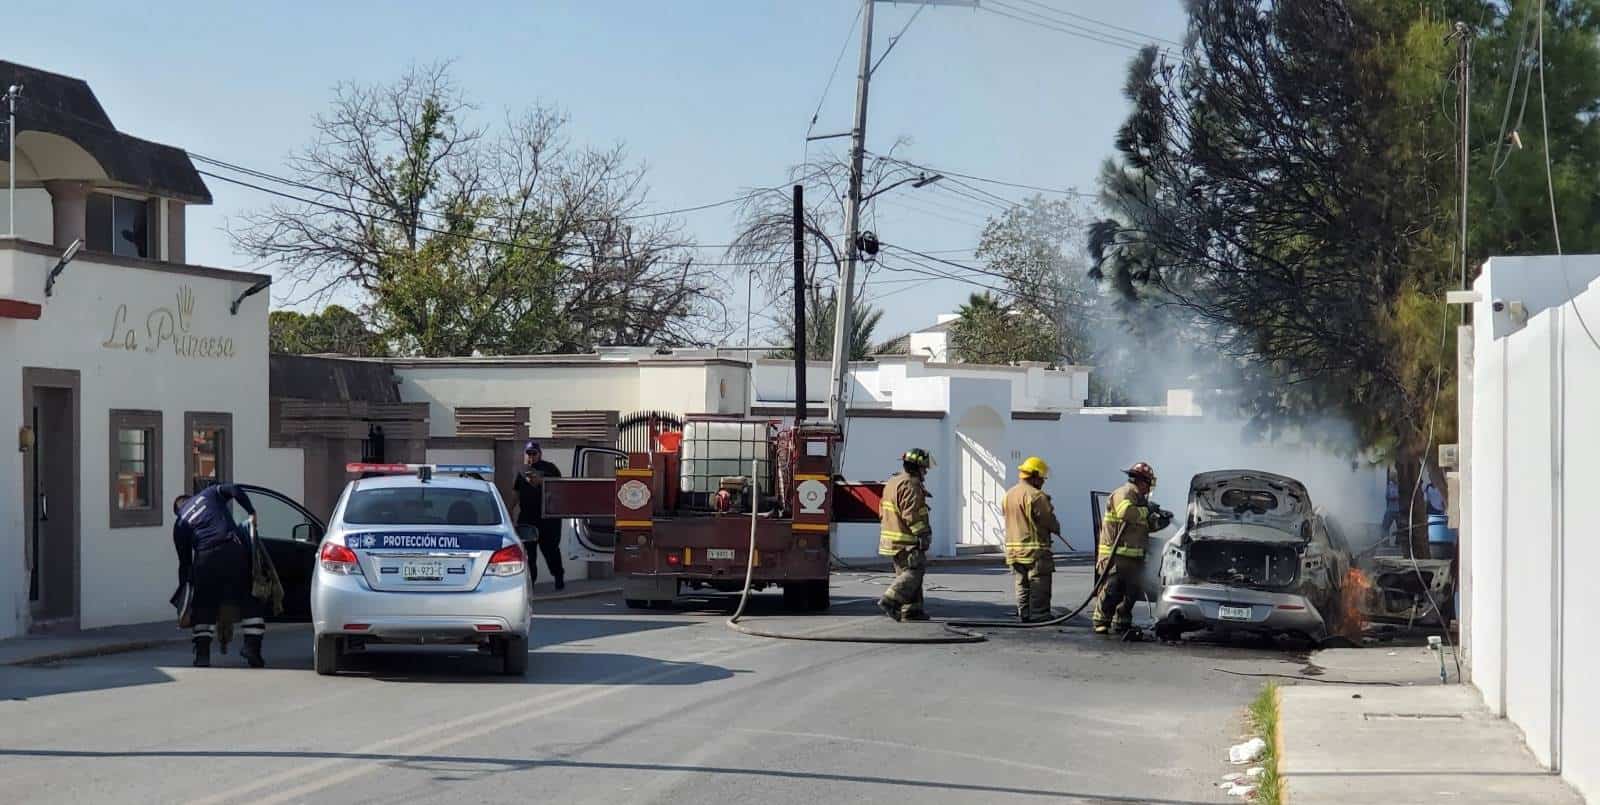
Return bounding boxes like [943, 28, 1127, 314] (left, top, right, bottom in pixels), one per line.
[10, 0, 1186, 343]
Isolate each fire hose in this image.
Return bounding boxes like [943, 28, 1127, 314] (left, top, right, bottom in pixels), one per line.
[724, 459, 1155, 643]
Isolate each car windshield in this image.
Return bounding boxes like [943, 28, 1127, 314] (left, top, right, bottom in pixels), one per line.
[343, 486, 502, 526]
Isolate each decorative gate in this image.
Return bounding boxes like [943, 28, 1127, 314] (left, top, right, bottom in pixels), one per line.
[616, 410, 683, 454]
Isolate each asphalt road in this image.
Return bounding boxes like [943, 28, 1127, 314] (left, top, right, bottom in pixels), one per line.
[0, 562, 1309, 804]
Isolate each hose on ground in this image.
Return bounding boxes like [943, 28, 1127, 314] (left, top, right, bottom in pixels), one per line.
[725, 459, 985, 644]
[942, 530, 1125, 630]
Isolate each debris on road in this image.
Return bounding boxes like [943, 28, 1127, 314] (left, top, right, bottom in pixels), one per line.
[1229, 736, 1267, 764]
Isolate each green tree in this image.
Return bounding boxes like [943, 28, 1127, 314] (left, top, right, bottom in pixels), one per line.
[948, 293, 1056, 365]
[234, 64, 727, 357]
[973, 196, 1100, 364]
[769, 284, 884, 362]
[1089, 0, 1600, 553]
[269, 306, 389, 357]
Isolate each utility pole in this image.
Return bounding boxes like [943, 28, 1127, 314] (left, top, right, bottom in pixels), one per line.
[6, 84, 19, 239]
[826, 0, 876, 426]
[824, 0, 974, 426]
[1455, 21, 1471, 321]
[793, 184, 807, 423]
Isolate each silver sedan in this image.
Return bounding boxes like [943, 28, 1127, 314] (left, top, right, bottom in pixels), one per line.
[310, 465, 532, 675]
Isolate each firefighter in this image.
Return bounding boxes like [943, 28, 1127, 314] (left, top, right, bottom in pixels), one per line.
[877, 448, 935, 622]
[173, 484, 263, 667]
[1093, 462, 1157, 635]
[1004, 456, 1061, 622]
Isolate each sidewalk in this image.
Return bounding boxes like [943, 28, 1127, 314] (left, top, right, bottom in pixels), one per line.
[0, 577, 620, 667]
[1278, 647, 1583, 804]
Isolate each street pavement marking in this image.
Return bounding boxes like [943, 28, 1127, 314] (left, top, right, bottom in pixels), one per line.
[188, 618, 858, 805]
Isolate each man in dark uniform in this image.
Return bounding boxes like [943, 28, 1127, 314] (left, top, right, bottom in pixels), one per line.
[512, 440, 565, 589]
[172, 483, 262, 667]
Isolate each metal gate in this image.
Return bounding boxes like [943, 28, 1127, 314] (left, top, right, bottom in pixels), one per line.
[616, 410, 683, 454]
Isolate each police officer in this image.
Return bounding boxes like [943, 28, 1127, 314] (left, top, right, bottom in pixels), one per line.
[1093, 462, 1157, 635]
[173, 483, 263, 667]
[1004, 456, 1061, 622]
[512, 440, 565, 589]
[878, 448, 934, 622]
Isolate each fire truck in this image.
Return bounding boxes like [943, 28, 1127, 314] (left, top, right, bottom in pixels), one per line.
[541, 415, 882, 610]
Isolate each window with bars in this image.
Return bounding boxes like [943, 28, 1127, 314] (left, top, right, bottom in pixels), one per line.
[185, 412, 232, 494]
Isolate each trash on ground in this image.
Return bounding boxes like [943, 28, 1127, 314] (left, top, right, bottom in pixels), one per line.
[1229, 737, 1267, 764]
[1227, 782, 1258, 798]
[1246, 766, 1264, 779]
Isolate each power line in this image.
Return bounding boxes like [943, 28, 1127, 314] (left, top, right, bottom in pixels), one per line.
[1010, 0, 1184, 48]
[872, 152, 1097, 199]
[980, 1, 1175, 56]
[807, 2, 865, 135]
[23, 94, 794, 229]
[197, 168, 802, 270]
[1535, 0, 1600, 354]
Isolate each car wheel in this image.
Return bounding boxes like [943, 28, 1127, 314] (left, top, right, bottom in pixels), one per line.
[501, 636, 529, 676]
[624, 598, 651, 610]
[314, 634, 342, 676]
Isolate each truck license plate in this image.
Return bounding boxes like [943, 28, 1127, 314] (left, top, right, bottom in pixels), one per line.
[402, 560, 446, 580]
[707, 548, 736, 561]
[1218, 605, 1253, 621]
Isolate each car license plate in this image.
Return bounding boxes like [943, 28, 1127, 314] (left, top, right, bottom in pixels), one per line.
[402, 560, 446, 580]
[1218, 605, 1253, 621]
[707, 548, 736, 561]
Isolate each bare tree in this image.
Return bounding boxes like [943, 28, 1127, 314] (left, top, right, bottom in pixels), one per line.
[725, 144, 918, 352]
[232, 63, 728, 356]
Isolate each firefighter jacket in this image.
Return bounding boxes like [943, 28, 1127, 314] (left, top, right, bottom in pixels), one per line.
[1098, 481, 1150, 560]
[878, 472, 931, 556]
[1003, 481, 1060, 564]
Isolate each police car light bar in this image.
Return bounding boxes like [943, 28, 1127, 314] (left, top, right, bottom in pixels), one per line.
[345, 462, 495, 477]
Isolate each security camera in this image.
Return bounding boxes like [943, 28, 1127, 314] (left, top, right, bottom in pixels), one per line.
[1492, 299, 1506, 313]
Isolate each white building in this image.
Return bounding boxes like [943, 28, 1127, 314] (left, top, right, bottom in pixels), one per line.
[398, 349, 1382, 562]
[1, 62, 287, 639]
[1460, 253, 1600, 799]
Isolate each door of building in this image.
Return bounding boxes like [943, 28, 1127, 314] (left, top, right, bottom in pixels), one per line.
[23, 367, 81, 631]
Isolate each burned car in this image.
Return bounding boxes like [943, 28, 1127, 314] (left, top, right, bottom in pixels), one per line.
[1146, 470, 1352, 642]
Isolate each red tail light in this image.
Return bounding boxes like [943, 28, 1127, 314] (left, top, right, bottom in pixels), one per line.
[320, 542, 360, 575]
[486, 544, 527, 576]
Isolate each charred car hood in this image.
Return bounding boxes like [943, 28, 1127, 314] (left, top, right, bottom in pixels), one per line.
[1186, 470, 1313, 536]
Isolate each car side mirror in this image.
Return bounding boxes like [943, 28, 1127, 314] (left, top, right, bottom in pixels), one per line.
[292, 522, 322, 543]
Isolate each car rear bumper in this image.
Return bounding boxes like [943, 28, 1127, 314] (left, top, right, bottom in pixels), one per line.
[1154, 584, 1327, 638]
[312, 571, 531, 642]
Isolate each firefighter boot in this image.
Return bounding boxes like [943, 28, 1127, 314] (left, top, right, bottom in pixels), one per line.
[877, 597, 903, 622]
[902, 609, 931, 622]
[192, 636, 212, 668]
[241, 634, 266, 668]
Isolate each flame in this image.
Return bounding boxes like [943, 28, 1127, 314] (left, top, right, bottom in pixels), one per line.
[1336, 567, 1371, 640]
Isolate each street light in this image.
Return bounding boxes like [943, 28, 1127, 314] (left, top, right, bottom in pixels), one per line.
[43, 238, 82, 297]
[861, 172, 943, 203]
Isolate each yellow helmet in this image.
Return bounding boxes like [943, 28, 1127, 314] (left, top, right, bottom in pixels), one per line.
[1018, 456, 1050, 479]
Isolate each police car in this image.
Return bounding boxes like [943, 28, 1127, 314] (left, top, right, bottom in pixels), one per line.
[311, 463, 532, 676]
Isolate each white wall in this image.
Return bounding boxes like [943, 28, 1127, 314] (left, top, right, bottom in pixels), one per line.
[0, 189, 56, 243]
[1467, 263, 1600, 799]
[397, 363, 642, 437]
[826, 376, 1382, 561]
[397, 359, 748, 438]
[1, 246, 271, 635]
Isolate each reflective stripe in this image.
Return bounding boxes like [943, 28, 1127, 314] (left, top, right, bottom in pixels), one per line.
[1097, 544, 1147, 558]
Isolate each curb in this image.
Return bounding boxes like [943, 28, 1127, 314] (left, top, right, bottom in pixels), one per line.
[531, 585, 622, 603]
[5, 623, 315, 667]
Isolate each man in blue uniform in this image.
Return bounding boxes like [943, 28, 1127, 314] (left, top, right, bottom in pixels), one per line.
[173, 484, 261, 668]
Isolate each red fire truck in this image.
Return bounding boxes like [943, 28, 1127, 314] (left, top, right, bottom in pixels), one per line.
[542, 415, 881, 610]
